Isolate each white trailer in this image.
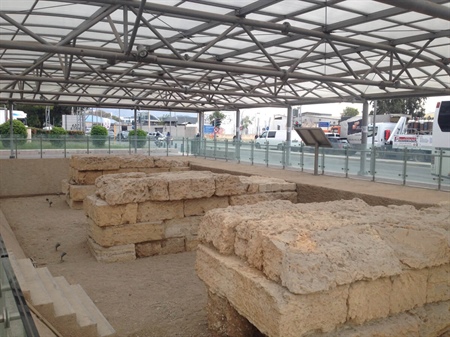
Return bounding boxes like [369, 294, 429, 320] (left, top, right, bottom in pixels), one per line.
[0, 110, 27, 124]
[431, 101, 450, 179]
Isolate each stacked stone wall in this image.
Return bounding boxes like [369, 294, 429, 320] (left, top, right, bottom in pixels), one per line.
[62, 155, 190, 209]
[196, 199, 450, 337]
[85, 170, 297, 262]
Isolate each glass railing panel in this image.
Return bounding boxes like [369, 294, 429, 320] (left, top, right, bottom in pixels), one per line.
[0, 236, 39, 337]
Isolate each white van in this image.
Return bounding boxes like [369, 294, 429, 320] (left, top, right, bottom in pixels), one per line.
[255, 130, 302, 150]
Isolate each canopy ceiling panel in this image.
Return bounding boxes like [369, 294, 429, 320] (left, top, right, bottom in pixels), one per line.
[0, 0, 449, 112]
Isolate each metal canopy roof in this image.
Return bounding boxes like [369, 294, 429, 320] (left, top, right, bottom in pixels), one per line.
[0, 0, 449, 112]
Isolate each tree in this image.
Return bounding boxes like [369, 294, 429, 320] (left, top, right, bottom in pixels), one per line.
[0, 120, 27, 147]
[371, 97, 426, 118]
[208, 111, 226, 128]
[240, 116, 253, 133]
[90, 125, 108, 147]
[341, 107, 359, 118]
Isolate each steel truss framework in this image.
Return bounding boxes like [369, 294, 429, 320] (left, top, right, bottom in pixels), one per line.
[0, 0, 449, 112]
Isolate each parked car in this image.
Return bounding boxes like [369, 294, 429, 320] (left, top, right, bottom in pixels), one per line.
[255, 130, 302, 150]
[116, 130, 129, 140]
[325, 137, 356, 155]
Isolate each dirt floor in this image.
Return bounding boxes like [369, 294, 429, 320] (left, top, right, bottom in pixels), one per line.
[0, 195, 212, 337]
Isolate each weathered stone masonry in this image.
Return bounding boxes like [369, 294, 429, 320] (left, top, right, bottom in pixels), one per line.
[196, 199, 450, 337]
[83, 168, 297, 262]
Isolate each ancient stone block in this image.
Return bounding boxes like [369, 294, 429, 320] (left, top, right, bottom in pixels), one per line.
[375, 225, 449, 269]
[229, 192, 297, 206]
[186, 238, 200, 251]
[196, 244, 348, 337]
[61, 179, 69, 195]
[164, 216, 202, 239]
[66, 194, 84, 210]
[70, 155, 121, 171]
[136, 238, 185, 257]
[137, 200, 184, 222]
[118, 155, 155, 168]
[69, 184, 96, 202]
[88, 219, 164, 247]
[96, 175, 169, 205]
[70, 168, 103, 185]
[390, 269, 427, 315]
[326, 312, 420, 337]
[87, 237, 135, 263]
[137, 167, 170, 174]
[427, 264, 450, 303]
[84, 195, 137, 227]
[135, 241, 162, 257]
[214, 174, 247, 196]
[169, 166, 190, 172]
[348, 278, 391, 324]
[154, 157, 189, 168]
[412, 301, 450, 337]
[207, 291, 262, 337]
[166, 171, 215, 200]
[184, 196, 229, 216]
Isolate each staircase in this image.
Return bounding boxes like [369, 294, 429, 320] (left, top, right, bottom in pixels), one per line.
[9, 254, 116, 337]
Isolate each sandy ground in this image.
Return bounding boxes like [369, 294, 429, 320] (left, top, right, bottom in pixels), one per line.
[0, 195, 211, 337]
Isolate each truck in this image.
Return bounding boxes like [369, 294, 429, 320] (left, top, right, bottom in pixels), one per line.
[431, 101, 450, 179]
[381, 116, 434, 161]
[0, 110, 27, 125]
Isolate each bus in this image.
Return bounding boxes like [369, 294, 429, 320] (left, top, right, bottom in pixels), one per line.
[431, 101, 450, 179]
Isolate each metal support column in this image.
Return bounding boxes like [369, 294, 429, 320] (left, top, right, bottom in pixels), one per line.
[235, 109, 241, 162]
[133, 107, 137, 153]
[358, 100, 369, 175]
[286, 105, 293, 168]
[8, 101, 14, 159]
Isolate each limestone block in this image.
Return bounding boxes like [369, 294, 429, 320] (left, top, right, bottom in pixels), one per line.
[118, 155, 155, 168]
[97, 175, 169, 205]
[84, 195, 138, 227]
[69, 184, 96, 202]
[164, 216, 202, 239]
[214, 174, 247, 196]
[412, 301, 450, 337]
[374, 225, 449, 269]
[184, 196, 229, 217]
[347, 278, 391, 324]
[137, 167, 170, 174]
[70, 168, 103, 185]
[88, 219, 164, 247]
[137, 200, 184, 222]
[66, 194, 84, 210]
[427, 264, 450, 303]
[207, 291, 261, 337]
[169, 166, 190, 172]
[154, 157, 189, 168]
[196, 244, 348, 337]
[61, 179, 69, 195]
[117, 168, 139, 173]
[166, 171, 215, 200]
[390, 269, 427, 315]
[279, 225, 402, 294]
[229, 191, 297, 206]
[87, 237, 135, 263]
[95, 172, 146, 190]
[325, 312, 420, 337]
[135, 240, 161, 257]
[136, 238, 185, 257]
[186, 238, 200, 251]
[70, 155, 121, 171]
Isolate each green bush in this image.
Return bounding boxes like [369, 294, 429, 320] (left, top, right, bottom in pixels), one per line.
[0, 120, 27, 148]
[48, 126, 68, 147]
[90, 125, 108, 147]
[128, 129, 147, 148]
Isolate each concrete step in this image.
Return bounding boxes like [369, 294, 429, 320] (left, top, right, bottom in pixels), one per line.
[16, 259, 54, 318]
[36, 268, 78, 333]
[8, 253, 31, 300]
[54, 276, 98, 337]
[71, 284, 117, 337]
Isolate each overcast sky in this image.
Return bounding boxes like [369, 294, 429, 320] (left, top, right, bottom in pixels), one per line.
[105, 95, 449, 119]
